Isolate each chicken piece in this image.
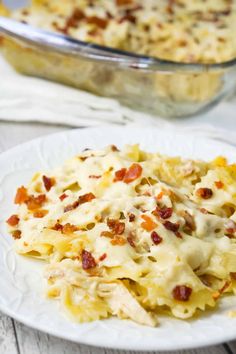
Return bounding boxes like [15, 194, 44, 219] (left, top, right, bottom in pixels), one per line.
[98, 281, 157, 327]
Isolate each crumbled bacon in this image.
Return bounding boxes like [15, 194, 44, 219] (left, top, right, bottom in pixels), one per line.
[89, 175, 101, 179]
[64, 203, 77, 212]
[116, 0, 133, 6]
[12, 230, 22, 240]
[181, 210, 196, 232]
[196, 188, 213, 199]
[128, 213, 135, 222]
[66, 8, 84, 28]
[172, 285, 192, 301]
[99, 253, 107, 262]
[163, 221, 179, 233]
[62, 223, 78, 234]
[175, 231, 183, 239]
[100, 231, 114, 238]
[52, 223, 63, 231]
[230, 272, 236, 280]
[33, 209, 48, 218]
[156, 191, 164, 200]
[64, 193, 95, 212]
[81, 250, 96, 270]
[141, 215, 157, 232]
[26, 194, 46, 210]
[119, 14, 136, 23]
[14, 186, 28, 204]
[214, 181, 224, 189]
[154, 207, 173, 220]
[114, 168, 127, 182]
[212, 281, 231, 300]
[59, 193, 68, 201]
[78, 192, 96, 204]
[87, 16, 108, 29]
[127, 231, 136, 247]
[6, 214, 19, 227]
[199, 207, 209, 214]
[111, 145, 119, 152]
[225, 220, 236, 232]
[111, 236, 126, 246]
[151, 231, 163, 245]
[123, 163, 142, 184]
[107, 219, 125, 235]
[42, 175, 55, 192]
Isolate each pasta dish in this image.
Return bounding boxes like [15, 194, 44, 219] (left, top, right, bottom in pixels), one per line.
[6, 145, 236, 326]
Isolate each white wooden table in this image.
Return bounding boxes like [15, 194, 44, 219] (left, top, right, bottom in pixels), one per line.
[0, 121, 236, 354]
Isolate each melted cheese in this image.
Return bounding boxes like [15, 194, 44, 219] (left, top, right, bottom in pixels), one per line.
[7, 145, 236, 326]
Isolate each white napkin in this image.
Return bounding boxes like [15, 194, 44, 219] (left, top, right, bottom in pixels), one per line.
[1, 55, 236, 145]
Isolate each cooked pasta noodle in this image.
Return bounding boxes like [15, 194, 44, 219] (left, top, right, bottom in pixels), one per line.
[6, 145, 236, 326]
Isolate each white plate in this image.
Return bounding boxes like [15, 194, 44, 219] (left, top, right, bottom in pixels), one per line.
[1, 125, 236, 352]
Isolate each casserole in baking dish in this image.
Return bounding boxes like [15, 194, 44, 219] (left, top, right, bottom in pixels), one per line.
[1, 0, 236, 117]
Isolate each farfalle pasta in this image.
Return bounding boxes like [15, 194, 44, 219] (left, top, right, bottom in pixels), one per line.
[6, 145, 236, 326]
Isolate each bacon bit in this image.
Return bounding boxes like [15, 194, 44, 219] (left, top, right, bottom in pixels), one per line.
[156, 191, 164, 200]
[111, 145, 119, 152]
[107, 219, 125, 235]
[99, 253, 107, 262]
[6, 214, 19, 227]
[114, 168, 127, 182]
[59, 193, 68, 201]
[62, 223, 78, 234]
[172, 285, 192, 301]
[23, 242, 28, 247]
[111, 236, 126, 246]
[215, 181, 224, 189]
[127, 231, 136, 247]
[196, 188, 213, 199]
[12, 230, 22, 240]
[42, 175, 55, 192]
[78, 192, 96, 204]
[81, 250, 96, 270]
[230, 272, 236, 280]
[225, 220, 236, 236]
[128, 213, 135, 222]
[66, 8, 84, 29]
[116, 0, 133, 6]
[33, 209, 48, 218]
[123, 163, 142, 184]
[64, 193, 95, 212]
[141, 215, 157, 232]
[199, 207, 209, 214]
[181, 210, 196, 232]
[89, 175, 101, 179]
[14, 186, 28, 204]
[155, 207, 173, 220]
[100, 231, 114, 238]
[151, 231, 163, 245]
[212, 281, 231, 301]
[64, 204, 75, 212]
[80, 156, 88, 161]
[166, 0, 175, 15]
[26, 194, 46, 210]
[87, 16, 108, 29]
[163, 221, 179, 233]
[52, 223, 63, 231]
[175, 231, 183, 239]
[119, 14, 136, 23]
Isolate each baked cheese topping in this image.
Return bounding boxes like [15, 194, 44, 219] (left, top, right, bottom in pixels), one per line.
[6, 145, 236, 326]
[7, 0, 236, 63]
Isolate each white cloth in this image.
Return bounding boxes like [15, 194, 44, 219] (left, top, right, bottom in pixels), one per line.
[1, 55, 236, 145]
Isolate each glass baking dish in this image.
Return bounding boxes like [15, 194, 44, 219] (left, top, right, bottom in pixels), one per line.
[1, 16, 236, 118]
